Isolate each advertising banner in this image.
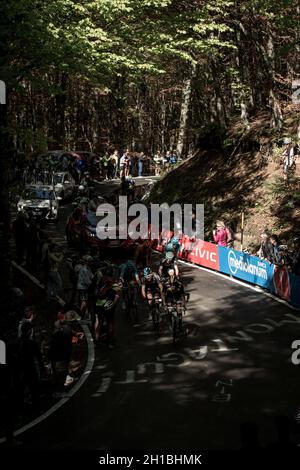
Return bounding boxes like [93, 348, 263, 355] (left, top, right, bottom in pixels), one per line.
[151, 226, 300, 309]
[179, 236, 219, 271]
[288, 272, 300, 308]
[218, 247, 274, 290]
[270, 265, 291, 301]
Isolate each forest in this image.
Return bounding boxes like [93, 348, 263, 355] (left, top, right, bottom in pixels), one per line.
[1, 0, 299, 156]
[0, 0, 299, 311]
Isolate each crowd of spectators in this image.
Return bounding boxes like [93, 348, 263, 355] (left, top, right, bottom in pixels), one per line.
[101, 148, 179, 179]
[256, 231, 300, 274]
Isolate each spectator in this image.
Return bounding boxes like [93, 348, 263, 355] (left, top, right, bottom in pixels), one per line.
[282, 139, 295, 177]
[270, 234, 283, 265]
[213, 221, 233, 247]
[169, 150, 178, 165]
[18, 306, 36, 339]
[48, 308, 79, 385]
[257, 231, 274, 263]
[120, 150, 130, 177]
[101, 152, 109, 180]
[47, 243, 63, 301]
[153, 150, 164, 175]
[107, 150, 118, 179]
[137, 152, 145, 177]
[74, 255, 94, 319]
[291, 237, 300, 275]
[26, 219, 40, 272]
[18, 322, 43, 412]
[94, 269, 120, 348]
[13, 211, 28, 265]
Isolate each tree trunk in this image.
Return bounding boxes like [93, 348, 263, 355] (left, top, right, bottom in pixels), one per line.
[267, 31, 283, 131]
[0, 91, 13, 327]
[176, 62, 197, 158]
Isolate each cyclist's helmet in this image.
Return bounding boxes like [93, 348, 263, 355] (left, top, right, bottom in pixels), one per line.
[127, 260, 135, 268]
[165, 251, 174, 260]
[165, 242, 174, 252]
[143, 267, 152, 280]
[172, 236, 179, 245]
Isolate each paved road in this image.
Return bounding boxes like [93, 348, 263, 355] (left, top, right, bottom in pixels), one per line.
[15, 178, 300, 450]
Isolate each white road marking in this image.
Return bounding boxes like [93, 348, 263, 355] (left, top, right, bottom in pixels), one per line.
[115, 370, 148, 384]
[210, 339, 239, 352]
[92, 377, 112, 397]
[137, 362, 164, 375]
[184, 346, 208, 360]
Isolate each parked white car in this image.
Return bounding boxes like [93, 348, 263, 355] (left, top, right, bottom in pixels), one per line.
[17, 184, 59, 222]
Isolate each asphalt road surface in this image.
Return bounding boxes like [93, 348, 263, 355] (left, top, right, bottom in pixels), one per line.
[14, 178, 300, 450]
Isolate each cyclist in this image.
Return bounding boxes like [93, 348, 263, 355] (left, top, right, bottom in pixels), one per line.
[163, 267, 186, 330]
[159, 250, 179, 279]
[163, 268, 185, 303]
[94, 268, 120, 348]
[141, 267, 164, 311]
[119, 259, 140, 316]
[164, 236, 181, 258]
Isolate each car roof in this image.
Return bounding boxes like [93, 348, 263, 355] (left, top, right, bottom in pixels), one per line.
[27, 184, 54, 191]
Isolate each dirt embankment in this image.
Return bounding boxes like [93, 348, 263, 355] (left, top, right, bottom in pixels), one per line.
[149, 104, 300, 251]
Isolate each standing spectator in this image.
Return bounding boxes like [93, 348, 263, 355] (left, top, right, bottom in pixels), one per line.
[94, 268, 120, 348]
[101, 152, 109, 180]
[213, 221, 233, 247]
[18, 306, 36, 339]
[74, 255, 94, 319]
[257, 231, 274, 262]
[76, 155, 88, 183]
[69, 158, 80, 185]
[291, 237, 300, 275]
[270, 234, 283, 265]
[26, 219, 40, 272]
[282, 139, 295, 177]
[143, 154, 151, 175]
[47, 243, 63, 301]
[13, 211, 28, 265]
[48, 306, 82, 386]
[127, 152, 133, 177]
[138, 152, 145, 177]
[107, 150, 118, 179]
[40, 233, 50, 282]
[18, 322, 43, 412]
[153, 150, 163, 175]
[169, 150, 178, 166]
[119, 150, 130, 177]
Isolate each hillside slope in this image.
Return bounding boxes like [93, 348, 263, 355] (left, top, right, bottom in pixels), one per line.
[149, 105, 300, 252]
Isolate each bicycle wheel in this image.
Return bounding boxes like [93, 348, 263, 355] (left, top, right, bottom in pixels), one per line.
[171, 313, 178, 344]
[151, 305, 160, 336]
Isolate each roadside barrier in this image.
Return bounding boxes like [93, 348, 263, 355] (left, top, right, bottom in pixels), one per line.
[153, 230, 300, 309]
